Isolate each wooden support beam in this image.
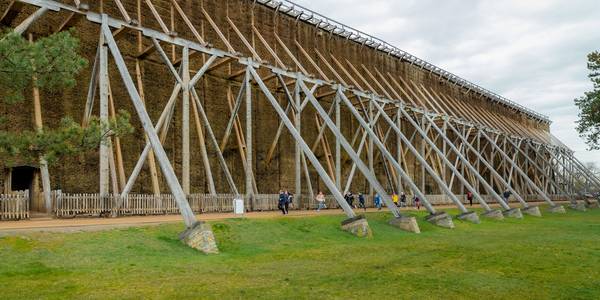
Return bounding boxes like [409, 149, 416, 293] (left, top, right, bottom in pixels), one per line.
[226, 17, 261, 60]
[200, 6, 235, 53]
[274, 33, 309, 76]
[170, 0, 206, 45]
[144, 0, 171, 34]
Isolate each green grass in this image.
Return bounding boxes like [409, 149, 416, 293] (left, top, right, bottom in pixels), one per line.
[1, 207, 600, 299]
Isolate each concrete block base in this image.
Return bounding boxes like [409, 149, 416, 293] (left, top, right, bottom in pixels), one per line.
[425, 212, 455, 229]
[503, 208, 523, 219]
[571, 201, 587, 212]
[341, 215, 373, 238]
[482, 209, 505, 220]
[179, 222, 219, 254]
[457, 211, 480, 224]
[522, 206, 542, 217]
[586, 199, 599, 209]
[548, 205, 566, 214]
[389, 216, 421, 233]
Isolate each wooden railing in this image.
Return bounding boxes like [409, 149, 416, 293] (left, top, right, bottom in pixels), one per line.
[0, 191, 575, 220]
[0, 191, 29, 220]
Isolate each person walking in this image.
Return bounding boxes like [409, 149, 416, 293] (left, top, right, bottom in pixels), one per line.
[400, 192, 407, 208]
[283, 190, 290, 214]
[374, 193, 382, 210]
[414, 196, 421, 210]
[345, 192, 354, 208]
[316, 191, 326, 211]
[278, 190, 287, 215]
[288, 192, 294, 210]
[503, 189, 512, 205]
[392, 193, 399, 207]
[467, 191, 474, 207]
[358, 192, 366, 211]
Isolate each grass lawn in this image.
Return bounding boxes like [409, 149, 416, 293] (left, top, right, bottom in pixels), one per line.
[1, 207, 600, 299]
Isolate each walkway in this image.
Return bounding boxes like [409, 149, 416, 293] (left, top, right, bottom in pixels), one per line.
[0, 201, 563, 236]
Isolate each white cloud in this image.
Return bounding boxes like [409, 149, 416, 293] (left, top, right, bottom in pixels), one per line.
[292, 0, 600, 165]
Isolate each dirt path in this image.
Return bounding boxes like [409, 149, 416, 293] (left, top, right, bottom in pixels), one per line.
[0, 201, 564, 236]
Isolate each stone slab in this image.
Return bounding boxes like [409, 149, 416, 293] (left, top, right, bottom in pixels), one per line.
[425, 212, 455, 229]
[389, 216, 420, 233]
[503, 208, 523, 219]
[548, 205, 566, 214]
[585, 199, 599, 209]
[482, 209, 504, 220]
[457, 211, 480, 224]
[179, 222, 219, 254]
[571, 201, 587, 212]
[522, 206, 542, 217]
[341, 215, 372, 238]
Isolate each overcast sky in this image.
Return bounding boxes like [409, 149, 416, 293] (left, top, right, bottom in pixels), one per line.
[292, 0, 600, 165]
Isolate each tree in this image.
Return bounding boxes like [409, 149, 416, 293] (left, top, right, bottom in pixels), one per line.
[575, 51, 600, 150]
[0, 29, 133, 167]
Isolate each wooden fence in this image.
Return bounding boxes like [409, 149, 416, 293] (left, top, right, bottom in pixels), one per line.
[0, 191, 575, 220]
[0, 191, 29, 220]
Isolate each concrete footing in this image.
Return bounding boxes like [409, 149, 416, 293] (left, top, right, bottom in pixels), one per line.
[586, 199, 599, 209]
[548, 205, 566, 214]
[425, 212, 455, 229]
[522, 206, 542, 217]
[389, 216, 420, 233]
[482, 209, 505, 220]
[179, 222, 219, 254]
[457, 211, 480, 224]
[502, 208, 523, 219]
[571, 201, 587, 212]
[341, 215, 373, 238]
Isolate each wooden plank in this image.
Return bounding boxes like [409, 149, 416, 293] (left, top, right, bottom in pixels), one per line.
[294, 39, 330, 81]
[170, 0, 206, 45]
[201, 6, 235, 53]
[144, 0, 171, 34]
[274, 33, 309, 76]
[226, 17, 261, 60]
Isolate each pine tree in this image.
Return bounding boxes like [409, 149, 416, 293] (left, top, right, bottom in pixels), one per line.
[575, 51, 600, 150]
[0, 29, 133, 167]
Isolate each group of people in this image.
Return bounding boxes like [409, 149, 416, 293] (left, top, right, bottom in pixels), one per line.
[343, 192, 367, 211]
[288, 189, 516, 214]
[278, 190, 294, 215]
[374, 192, 421, 210]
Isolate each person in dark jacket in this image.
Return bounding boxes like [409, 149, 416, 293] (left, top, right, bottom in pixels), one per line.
[345, 192, 354, 208]
[358, 193, 366, 211]
[503, 190, 512, 205]
[278, 190, 288, 215]
[400, 192, 407, 208]
[414, 196, 421, 210]
[283, 190, 290, 214]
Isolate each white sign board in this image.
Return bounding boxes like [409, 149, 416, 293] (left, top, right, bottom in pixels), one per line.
[233, 198, 244, 215]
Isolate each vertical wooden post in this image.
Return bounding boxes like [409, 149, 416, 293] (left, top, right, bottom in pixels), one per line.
[396, 107, 403, 193]
[294, 82, 302, 202]
[245, 69, 254, 209]
[99, 33, 110, 197]
[368, 101, 374, 197]
[182, 46, 191, 195]
[335, 94, 341, 190]
[136, 0, 161, 195]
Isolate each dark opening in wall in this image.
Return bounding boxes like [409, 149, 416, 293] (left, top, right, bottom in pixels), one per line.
[11, 166, 36, 192]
